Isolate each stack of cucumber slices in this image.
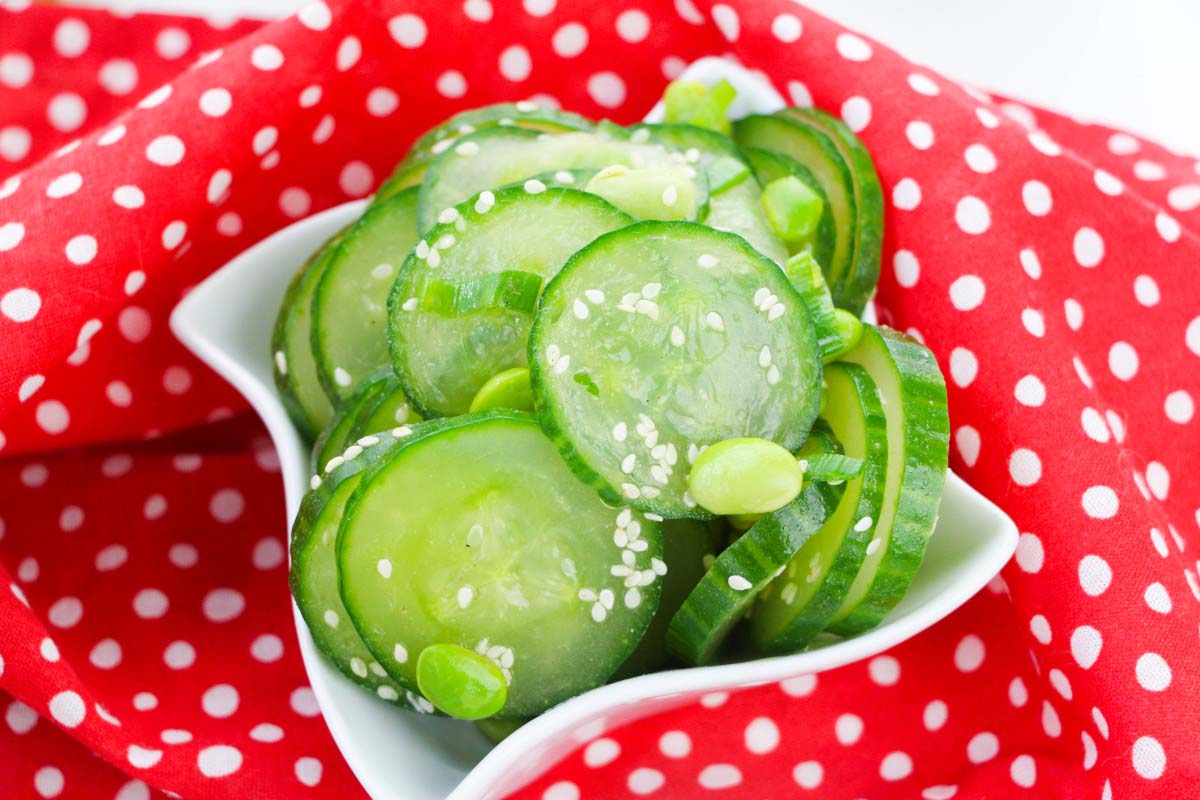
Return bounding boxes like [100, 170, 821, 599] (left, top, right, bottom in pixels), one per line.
[273, 81, 950, 732]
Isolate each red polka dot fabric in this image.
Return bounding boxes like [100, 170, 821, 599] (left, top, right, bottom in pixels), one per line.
[1, 1, 1197, 798]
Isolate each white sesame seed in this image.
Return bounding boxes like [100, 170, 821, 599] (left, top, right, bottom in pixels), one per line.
[334, 367, 352, 387]
[631, 128, 651, 144]
[458, 124, 476, 135]
[768, 303, 786, 321]
[377, 558, 392, 579]
[324, 455, 344, 473]
[687, 443, 700, 463]
[683, 491, 697, 508]
[634, 299, 659, 319]
[455, 141, 480, 157]
[638, 413, 655, 429]
[376, 686, 399, 701]
[728, 575, 753, 591]
[612, 422, 627, 442]
[401, 297, 418, 311]
[617, 509, 633, 527]
[754, 287, 770, 306]
[573, 299, 589, 319]
[342, 444, 363, 460]
[621, 550, 636, 567]
[554, 170, 575, 184]
[467, 523, 484, 548]
[651, 557, 668, 575]
[866, 538, 882, 555]
[561, 558, 576, 578]
[432, 138, 456, 155]
[641, 282, 662, 299]
[436, 233, 456, 250]
[644, 429, 659, 448]
[309, 475, 321, 490]
[625, 587, 642, 608]
[661, 184, 678, 207]
[370, 661, 386, 677]
[274, 351, 288, 375]
[621, 454, 637, 474]
[426, 247, 441, 268]
[591, 604, 607, 622]
[351, 657, 368, 677]
[599, 589, 615, 609]
[758, 345, 773, 368]
[585, 289, 605, 304]
[640, 486, 661, 498]
[393, 643, 408, 663]
[766, 365, 781, 385]
[438, 207, 460, 224]
[323, 609, 339, 628]
[357, 435, 380, 447]
[651, 465, 669, 484]
[781, 583, 798, 604]
[499, 649, 514, 668]
[613, 529, 629, 547]
[854, 516, 874, 532]
[524, 178, 547, 194]
[457, 585, 475, 608]
[552, 354, 571, 374]
[415, 240, 430, 259]
[612, 563, 633, 577]
[371, 263, 393, 279]
[626, 519, 641, 539]
[670, 326, 685, 347]
[545, 344, 560, 365]
[685, 147, 701, 163]
[698, 253, 719, 269]
[621, 483, 641, 499]
[392, 425, 413, 437]
[650, 444, 666, 460]
[705, 311, 725, 331]
[665, 443, 678, 465]
[515, 100, 537, 112]
[474, 190, 495, 214]
[578, 588, 597, 602]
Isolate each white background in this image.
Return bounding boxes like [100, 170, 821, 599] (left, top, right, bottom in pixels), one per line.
[62, 0, 1200, 156]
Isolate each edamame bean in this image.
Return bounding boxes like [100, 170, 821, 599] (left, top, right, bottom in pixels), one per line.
[584, 165, 698, 221]
[416, 643, 508, 720]
[826, 308, 864, 361]
[687, 438, 805, 515]
[469, 367, 534, 412]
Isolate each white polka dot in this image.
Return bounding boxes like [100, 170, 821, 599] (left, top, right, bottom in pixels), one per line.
[1155, 212, 1181, 243]
[163, 641, 195, 669]
[202, 684, 240, 718]
[1141, 582, 1171, 615]
[779, 673, 816, 696]
[95, 544, 128, 572]
[1021, 181, 1051, 216]
[295, 756, 323, 787]
[652, 729, 690, 759]
[210, 488, 245, 522]
[954, 196, 990, 235]
[1108, 341, 1138, 381]
[949, 274, 985, 310]
[463, 0, 493, 23]
[1132, 274, 1160, 306]
[1134, 159, 1166, 181]
[2, 288, 41, 322]
[1028, 131, 1061, 156]
[967, 732, 998, 763]
[587, 72, 626, 108]
[46, 171, 82, 199]
[113, 185, 145, 209]
[1008, 449, 1041, 486]
[133, 588, 169, 619]
[892, 250, 919, 287]
[868, 655, 900, 686]
[203, 588, 245, 622]
[145, 135, 185, 166]
[542, 783, 579, 800]
[954, 426, 980, 467]
[290, 687, 320, 718]
[298, 1, 332, 30]
[835, 96, 871, 134]
[251, 634, 284, 662]
[217, 212, 243, 236]
[1078, 554, 1114, 599]
[250, 723, 284, 742]
[1082, 486, 1118, 519]
[251, 44, 284, 71]
[54, 19, 91, 58]
[1015, 249, 1040, 281]
[1093, 707, 1110, 739]
[836, 33, 872, 61]
[65, 234, 98, 265]
[1070, 625, 1103, 668]
[583, 737, 620, 767]
[0, 52, 34, 88]
[948, 347, 977, 388]
[0, 125, 32, 161]
[59, 506, 84, 532]
[161, 220, 187, 250]
[1145, 462, 1168, 500]
[793, 761, 823, 789]
[1010, 754, 1036, 787]
[48, 597, 83, 628]
[0, 221, 25, 252]
[905, 120, 934, 150]
[366, 87, 399, 117]
[160, 730, 192, 746]
[1136, 653, 1171, 692]
[499, 45, 532, 81]
[388, 13, 426, 47]
[964, 144, 996, 173]
[169, 543, 199, 568]
[1080, 407, 1109, 442]
[524, 0, 556, 15]
[155, 26, 190, 59]
[1081, 730, 1098, 770]
[890, 178, 921, 211]
[908, 73, 938, 95]
[1107, 132, 1139, 155]
[880, 751, 912, 781]
[436, 70, 467, 99]
[835, 713, 863, 744]
[1008, 676, 1028, 707]
[1029, 615, 1051, 644]
[743, 716, 779, 754]
[279, 187, 311, 219]
[1014, 375, 1045, 408]
[298, 84, 322, 107]
[132, 693, 157, 711]
[48, 691, 85, 728]
[698, 764, 742, 789]
[34, 766, 64, 798]
[336, 36, 361, 71]
[197, 745, 242, 777]
[1188, 316, 1200, 356]
[198, 87, 232, 117]
[954, 635, 986, 672]
[1041, 700, 1062, 738]
[252, 126, 278, 156]
[612, 9, 650, 42]
[1164, 390, 1193, 424]
[7, 700, 38, 733]
[36, 401, 70, 434]
[1132, 736, 1165, 779]
[1073, 227, 1104, 267]
[923, 700, 947, 731]
[787, 81, 812, 107]
[136, 84, 171, 109]
[1093, 169, 1123, 196]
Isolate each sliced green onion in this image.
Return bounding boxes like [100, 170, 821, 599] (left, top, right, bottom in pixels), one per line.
[706, 155, 751, 195]
[827, 308, 865, 361]
[412, 270, 543, 318]
[761, 175, 825, 246]
[785, 252, 841, 359]
[802, 453, 864, 483]
[663, 79, 737, 135]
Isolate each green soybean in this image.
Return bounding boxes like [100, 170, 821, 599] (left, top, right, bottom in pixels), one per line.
[687, 438, 805, 515]
[468, 367, 535, 413]
[416, 643, 508, 720]
[828, 308, 864, 360]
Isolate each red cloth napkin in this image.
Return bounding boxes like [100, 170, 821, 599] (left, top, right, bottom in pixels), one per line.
[1, 1, 1197, 798]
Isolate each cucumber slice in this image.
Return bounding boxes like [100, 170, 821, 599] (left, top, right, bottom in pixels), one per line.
[417, 127, 703, 232]
[377, 103, 595, 204]
[469, 368, 534, 413]
[741, 146, 836, 278]
[310, 372, 394, 475]
[291, 424, 433, 709]
[751, 363, 888, 651]
[312, 188, 419, 402]
[827, 326, 949, 634]
[636, 123, 786, 264]
[613, 518, 724, 679]
[776, 108, 883, 316]
[352, 381, 420, 441]
[337, 411, 664, 718]
[785, 252, 842, 359]
[666, 482, 838, 665]
[390, 186, 633, 418]
[530, 221, 822, 518]
[271, 235, 343, 438]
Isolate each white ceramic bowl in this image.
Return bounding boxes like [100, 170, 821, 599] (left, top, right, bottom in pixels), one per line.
[171, 58, 1018, 800]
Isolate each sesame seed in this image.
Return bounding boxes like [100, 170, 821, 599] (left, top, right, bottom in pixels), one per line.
[595, 164, 629, 181]
[613, 529, 629, 547]
[392, 425, 413, 437]
[599, 589, 615, 608]
[357, 435, 380, 447]
[324, 455, 344, 473]
[393, 643, 408, 663]
[758, 345, 773, 368]
[515, 100, 537, 112]
[661, 184, 678, 207]
[625, 587, 642, 608]
[551, 354, 571, 374]
[683, 490, 697, 508]
[766, 365, 781, 385]
[545, 344, 561, 365]
[728, 575, 753, 591]
[621, 483, 641, 499]
[754, 287, 770, 306]
[309, 475, 321, 490]
[370, 662, 386, 677]
[334, 367, 352, 387]
[650, 444, 666, 460]
[638, 413, 655, 429]
[342, 444, 363, 460]
[768, 303, 785, 321]
[781, 583, 798, 604]
[457, 585, 475, 608]
[665, 443, 678, 465]
[631, 128, 651, 144]
[455, 141, 480, 157]
[626, 519, 641, 538]
[621, 454, 637, 474]
[641, 282, 662, 299]
[641, 486, 661, 498]
[612, 422, 627, 442]
[644, 429, 659, 448]
[634, 299, 659, 319]
[274, 351, 288, 375]
[585, 289, 605, 304]
[578, 588, 597, 602]
[467, 524, 484, 547]
[377, 558, 392, 579]
[670, 326, 685, 347]
[573, 299, 589, 319]
[524, 178, 547, 194]
[617, 509, 633, 527]
[650, 465, 669, 484]
[854, 516, 874, 532]
[436, 233, 456, 250]
[394, 404, 410, 423]
[351, 657, 368, 677]
[432, 138, 456, 155]
[499, 649, 514, 668]
[591, 604, 607, 622]
[687, 443, 700, 463]
[685, 147, 701, 163]
[698, 253, 719, 269]
[705, 311, 725, 331]
[377, 686, 399, 701]
[651, 557, 668, 575]
[401, 297, 418, 311]
[554, 170, 575, 184]
[371, 263, 393, 279]
[415, 240, 430, 259]
[474, 190, 495, 214]
[866, 538, 882, 555]
[323, 609, 339, 627]
[458, 124, 476, 135]
[438, 207, 460, 225]
[426, 247, 441, 268]
[561, 558, 576, 578]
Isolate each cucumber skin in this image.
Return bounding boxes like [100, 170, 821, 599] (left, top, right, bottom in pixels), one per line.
[777, 108, 883, 318]
[666, 482, 840, 665]
[829, 326, 949, 635]
[753, 364, 889, 652]
[309, 371, 393, 475]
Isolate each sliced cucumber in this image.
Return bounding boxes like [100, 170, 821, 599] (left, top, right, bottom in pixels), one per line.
[390, 186, 633, 418]
[827, 326, 949, 634]
[271, 234, 342, 438]
[776, 108, 883, 316]
[417, 127, 703, 232]
[751, 363, 888, 651]
[613, 518, 724, 679]
[741, 146, 836, 278]
[785, 252, 841, 360]
[337, 411, 664, 718]
[666, 482, 838, 665]
[530, 221, 822, 518]
[312, 187, 419, 402]
[310, 372, 394, 475]
[291, 424, 434, 709]
[353, 381, 419, 441]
